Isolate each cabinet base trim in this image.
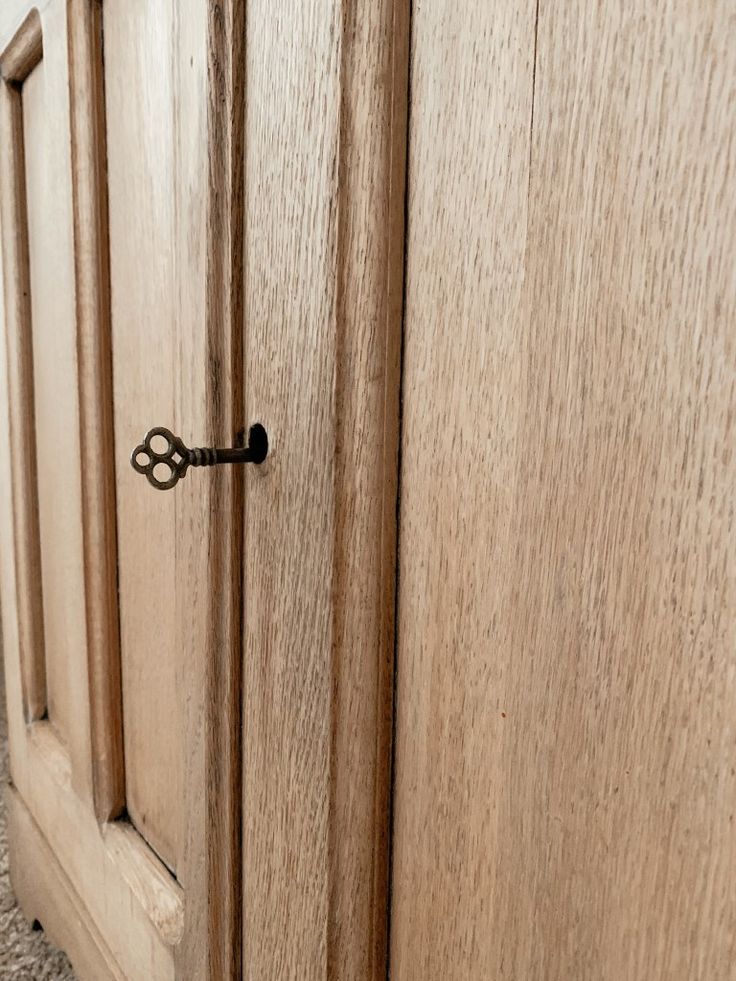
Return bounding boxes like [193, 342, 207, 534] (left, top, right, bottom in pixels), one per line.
[6, 785, 124, 981]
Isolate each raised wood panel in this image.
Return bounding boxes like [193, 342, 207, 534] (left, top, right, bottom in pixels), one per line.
[1, 0, 124, 827]
[391, 1, 736, 979]
[2, 0, 126, 825]
[22, 1, 88, 770]
[105, 0, 180, 871]
[105, 0, 208, 877]
[241, 0, 407, 975]
[1, 4, 195, 978]
[1, 292, 181, 980]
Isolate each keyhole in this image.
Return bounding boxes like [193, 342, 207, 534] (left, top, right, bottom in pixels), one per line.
[248, 423, 268, 464]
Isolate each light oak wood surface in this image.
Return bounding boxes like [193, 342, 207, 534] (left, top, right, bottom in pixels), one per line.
[241, 0, 407, 975]
[3, 1, 731, 978]
[0, 2, 206, 976]
[104, 0, 186, 872]
[391, 1, 736, 978]
[105, 0, 223, 970]
[0, 6, 41, 80]
[8, 785, 125, 981]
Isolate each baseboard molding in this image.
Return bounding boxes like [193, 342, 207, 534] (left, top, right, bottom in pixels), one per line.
[6, 784, 125, 981]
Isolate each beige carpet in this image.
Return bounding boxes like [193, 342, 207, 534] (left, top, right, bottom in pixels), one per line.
[0, 661, 75, 979]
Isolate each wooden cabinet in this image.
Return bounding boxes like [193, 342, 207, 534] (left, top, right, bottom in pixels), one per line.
[0, 0, 403, 977]
[1, 1, 734, 979]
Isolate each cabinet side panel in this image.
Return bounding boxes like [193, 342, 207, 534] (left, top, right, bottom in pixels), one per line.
[391, 1, 736, 978]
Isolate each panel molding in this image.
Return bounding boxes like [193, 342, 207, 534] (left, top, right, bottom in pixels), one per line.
[0, 7, 42, 82]
[0, 7, 46, 722]
[15, 719, 180, 979]
[67, 0, 124, 822]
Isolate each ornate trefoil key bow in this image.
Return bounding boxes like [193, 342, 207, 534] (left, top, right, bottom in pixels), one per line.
[131, 424, 268, 490]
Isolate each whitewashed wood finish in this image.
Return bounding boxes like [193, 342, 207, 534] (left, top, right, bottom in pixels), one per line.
[104, 0, 209, 877]
[0, 5, 42, 79]
[1, 0, 100, 808]
[104, 0, 233, 973]
[0, 0, 46, 55]
[22, 0, 89, 783]
[1, 160, 180, 981]
[104, 0, 180, 871]
[0, 2, 196, 977]
[0, 8, 46, 725]
[8, 786, 126, 981]
[68, 0, 124, 821]
[241, 0, 407, 975]
[391, 2, 736, 979]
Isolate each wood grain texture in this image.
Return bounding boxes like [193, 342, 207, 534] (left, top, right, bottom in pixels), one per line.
[20, 0, 94, 798]
[202, 0, 244, 977]
[8, 785, 125, 981]
[170, 0, 212, 972]
[67, 0, 124, 822]
[0, 496, 180, 979]
[105, 0, 219, 971]
[330, 0, 408, 974]
[1, 0, 99, 807]
[0, 8, 42, 81]
[104, 0, 181, 869]
[104, 0, 209, 875]
[0, 3, 191, 977]
[390, 1, 736, 979]
[0, 12, 45, 723]
[241, 0, 407, 976]
[102, 820, 184, 947]
[19, 724, 179, 980]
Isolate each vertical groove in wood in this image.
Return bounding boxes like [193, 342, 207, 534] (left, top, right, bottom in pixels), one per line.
[0, 11, 46, 723]
[67, 0, 125, 822]
[205, 0, 245, 976]
[372, 2, 411, 971]
[329, 0, 410, 976]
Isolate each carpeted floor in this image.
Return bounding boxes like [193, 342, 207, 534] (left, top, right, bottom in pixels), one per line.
[0, 661, 76, 979]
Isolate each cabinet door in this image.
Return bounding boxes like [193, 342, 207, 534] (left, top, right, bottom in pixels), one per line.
[391, 1, 736, 978]
[0, 1, 225, 977]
